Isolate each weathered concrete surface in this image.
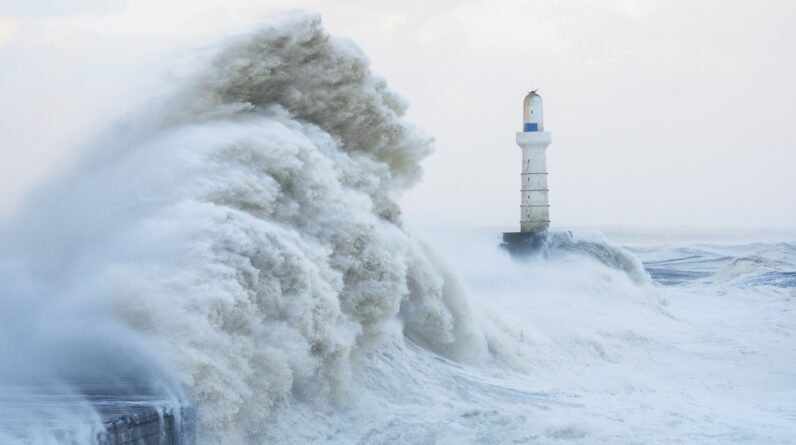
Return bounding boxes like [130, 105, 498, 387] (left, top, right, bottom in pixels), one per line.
[517, 132, 552, 232]
[0, 384, 189, 443]
[97, 407, 179, 445]
[501, 230, 547, 257]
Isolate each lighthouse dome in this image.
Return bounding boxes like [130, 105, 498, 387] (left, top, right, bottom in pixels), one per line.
[522, 91, 544, 132]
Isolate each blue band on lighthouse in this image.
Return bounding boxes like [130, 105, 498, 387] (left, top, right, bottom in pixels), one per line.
[523, 123, 538, 132]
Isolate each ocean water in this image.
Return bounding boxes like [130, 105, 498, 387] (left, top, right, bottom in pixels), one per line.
[0, 12, 793, 444]
[386, 227, 796, 444]
[2, 227, 793, 443]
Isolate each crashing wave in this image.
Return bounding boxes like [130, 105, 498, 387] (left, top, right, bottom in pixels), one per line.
[540, 230, 651, 285]
[0, 13, 486, 443]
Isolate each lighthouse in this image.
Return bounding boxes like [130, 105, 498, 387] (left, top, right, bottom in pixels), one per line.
[502, 90, 553, 254]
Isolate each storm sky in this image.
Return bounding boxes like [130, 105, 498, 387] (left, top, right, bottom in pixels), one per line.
[1, 0, 795, 228]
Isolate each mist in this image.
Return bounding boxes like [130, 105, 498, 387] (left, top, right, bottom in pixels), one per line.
[0, 4, 794, 444]
[2, 0, 796, 228]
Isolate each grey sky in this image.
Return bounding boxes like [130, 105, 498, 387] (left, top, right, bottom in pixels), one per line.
[0, 0, 126, 17]
[1, 0, 795, 228]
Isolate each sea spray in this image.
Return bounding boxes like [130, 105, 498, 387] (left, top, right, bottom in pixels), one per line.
[1, 11, 787, 443]
[0, 13, 486, 443]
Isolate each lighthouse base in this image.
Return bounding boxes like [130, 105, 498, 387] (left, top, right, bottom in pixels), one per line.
[501, 230, 548, 257]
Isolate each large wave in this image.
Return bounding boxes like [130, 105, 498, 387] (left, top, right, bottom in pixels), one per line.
[6, 11, 785, 444]
[0, 13, 488, 443]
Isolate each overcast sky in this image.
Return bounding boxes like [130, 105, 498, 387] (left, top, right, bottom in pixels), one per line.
[1, 0, 795, 229]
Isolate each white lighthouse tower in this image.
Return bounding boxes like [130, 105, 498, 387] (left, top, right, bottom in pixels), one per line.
[502, 90, 553, 253]
[518, 91, 552, 231]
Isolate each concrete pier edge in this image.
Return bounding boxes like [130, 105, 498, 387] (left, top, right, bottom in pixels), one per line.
[97, 407, 193, 445]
